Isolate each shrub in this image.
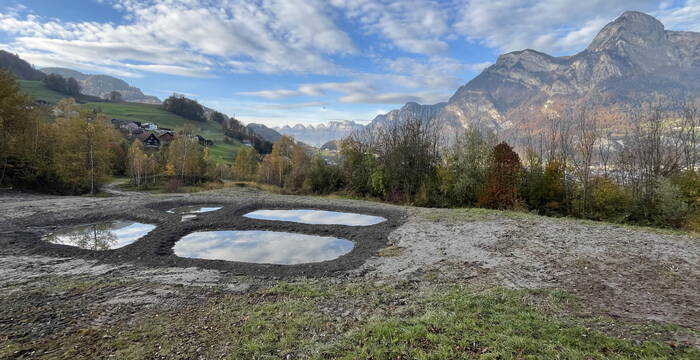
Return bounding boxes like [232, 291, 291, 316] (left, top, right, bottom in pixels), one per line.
[165, 178, 183, 193]
[588, 177, 632, 223]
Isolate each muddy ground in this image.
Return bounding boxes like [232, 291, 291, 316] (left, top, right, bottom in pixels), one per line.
[1, 186, 698, 358]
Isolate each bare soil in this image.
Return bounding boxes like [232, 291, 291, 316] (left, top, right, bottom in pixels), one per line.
[1, 187, 698, 357]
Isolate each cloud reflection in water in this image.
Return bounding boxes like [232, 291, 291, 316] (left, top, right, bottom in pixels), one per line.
[173, 230, 354, 265]
[45, 221, 156, 250]
[243, 209, 386, 226]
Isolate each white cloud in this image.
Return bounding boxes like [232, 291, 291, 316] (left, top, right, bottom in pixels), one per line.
[0, 0, 356, 77]
[454, 0, 661, 54]
[331, 0, 452, 55]
[655, 0, 700, 32]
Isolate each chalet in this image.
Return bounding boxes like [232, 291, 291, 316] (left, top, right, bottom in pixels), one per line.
[195, 135, 213, 146]
[159, 132, 174, 146]
[138, 133, 161, 149]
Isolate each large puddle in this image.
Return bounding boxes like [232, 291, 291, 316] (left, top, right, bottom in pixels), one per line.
[44, 221, 156, 250]
[173, 230, 354, 265]
[243, 209, 386, 226]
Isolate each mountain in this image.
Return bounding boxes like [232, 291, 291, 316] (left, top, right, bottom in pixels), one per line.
[247, 123, 283, 143]
[370, 11, 700, 141]
[0, 50, 45, 81]
[41, 68, 161, 104]
[275, 120, 365, 147]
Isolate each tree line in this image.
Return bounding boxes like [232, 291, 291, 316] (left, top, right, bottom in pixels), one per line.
[227, 103, 699, 231]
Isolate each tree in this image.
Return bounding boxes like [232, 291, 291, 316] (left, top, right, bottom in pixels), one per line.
[127, 140, 147, 188]
[232, 146, 259, 181]
[210, 111, 226, 124]
[66, 77, 81, 96]
[43, 73, 67, 93]
[479, 142, 523, 210]
[162, 95, 206, 122]
[108, 91, 123, 103]
[0, 70, 38, 186]
[442, 126, 496, 206]
[52, 99, 120, 194]
[166, 125, 206, 183]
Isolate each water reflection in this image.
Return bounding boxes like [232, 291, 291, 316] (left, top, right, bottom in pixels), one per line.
[166, 206, 222, 214]
[243, 209, 386, 226]
[44, 221, 156, 250]
[173, 230, 354, 265]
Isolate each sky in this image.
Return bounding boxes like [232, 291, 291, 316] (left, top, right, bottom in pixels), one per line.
[1, 0, 699, 127]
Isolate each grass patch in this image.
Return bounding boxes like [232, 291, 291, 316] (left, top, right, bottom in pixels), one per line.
[318, 287, 698, 359]
[18, 80, 66, 103]
[8, 280, 695, 359]
[377, 245, 403, 257]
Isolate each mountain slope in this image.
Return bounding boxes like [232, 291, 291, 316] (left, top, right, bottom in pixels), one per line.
[371, 11, 700, 139]
[247, 123, 283, 143]
[41, 68, 161, 104]
[0, 50, 45, 80]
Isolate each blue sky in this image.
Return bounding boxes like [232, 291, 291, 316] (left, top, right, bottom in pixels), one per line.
[1, 0, 699, 127]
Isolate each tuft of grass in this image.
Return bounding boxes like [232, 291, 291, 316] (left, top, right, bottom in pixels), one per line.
[377, 245, 403, 257]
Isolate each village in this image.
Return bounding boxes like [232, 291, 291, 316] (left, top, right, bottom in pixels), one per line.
[110, 118, 214, 150]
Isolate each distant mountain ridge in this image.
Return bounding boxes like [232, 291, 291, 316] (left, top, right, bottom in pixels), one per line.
[369, 11, 700, 140]
[274, 120, 365, 147]
[41, 67, 161, 104]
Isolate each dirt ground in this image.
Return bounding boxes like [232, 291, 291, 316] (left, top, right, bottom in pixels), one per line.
[1, 186, 698, 357]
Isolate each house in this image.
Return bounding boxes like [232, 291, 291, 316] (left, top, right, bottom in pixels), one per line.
[138, 133, 161, 149]
[142, 122, 158, 130]
[195, 135, 213, 146]
[159, 132, 174, 146]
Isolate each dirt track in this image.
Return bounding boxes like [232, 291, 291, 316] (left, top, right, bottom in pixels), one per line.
[1, 186, 699, 351]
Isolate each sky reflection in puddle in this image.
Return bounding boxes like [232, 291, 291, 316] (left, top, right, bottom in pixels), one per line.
[44, 221, 156, 250]
[173, 230, 354, 265]
[243, 209, 386, 226]
[166, 206, 222, 214]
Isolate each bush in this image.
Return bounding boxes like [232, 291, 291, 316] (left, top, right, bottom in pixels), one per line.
[165, 178, 183, 193]
[588, 177, 632, 223]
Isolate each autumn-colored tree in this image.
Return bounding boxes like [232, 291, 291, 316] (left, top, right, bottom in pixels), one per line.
[127, 140, 147, 187]
[479, 142, 523, 210]
[166, 124, 206, 183]
[258, 136, 295, 187]
[232, 146, 259, 181]
[52, 99, 120, 194]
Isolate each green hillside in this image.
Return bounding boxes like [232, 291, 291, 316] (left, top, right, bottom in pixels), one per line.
[86, 102, 241, 163]
[18, 80, 66, 103]
[19, 80, 241, 163]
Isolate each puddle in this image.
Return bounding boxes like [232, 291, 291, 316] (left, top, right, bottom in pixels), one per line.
[173, 230, 354, 265]
[243, 209, 386, 226]
[166, 206, 222, 214]
[44, 221, 156, 250]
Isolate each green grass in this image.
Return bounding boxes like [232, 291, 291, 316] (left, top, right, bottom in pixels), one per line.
[12, 281, 694, 359]
[18, 80, 66, 103]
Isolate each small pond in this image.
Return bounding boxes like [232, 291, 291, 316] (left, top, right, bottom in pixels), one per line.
[44, 221, 156, 250]
[166, 206, 222, 214]
[173, 230, 354, 265]
[243, 209, 386, 226]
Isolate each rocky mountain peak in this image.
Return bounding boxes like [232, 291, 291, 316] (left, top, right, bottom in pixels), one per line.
[587, 11, 666, 52]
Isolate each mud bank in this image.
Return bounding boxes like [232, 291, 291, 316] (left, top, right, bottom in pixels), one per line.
[0, 194, 405, 277]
